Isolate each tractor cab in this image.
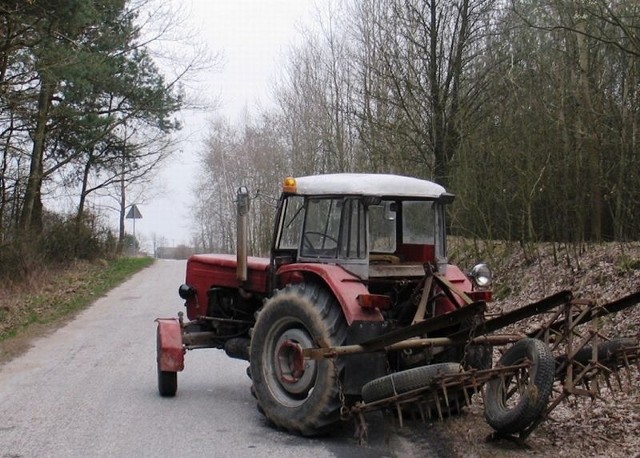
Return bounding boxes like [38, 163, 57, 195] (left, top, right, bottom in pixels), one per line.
[271, 174, 453, 281]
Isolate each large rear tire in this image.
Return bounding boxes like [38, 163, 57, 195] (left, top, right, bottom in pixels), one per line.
[484, 338, 554, 435]
[250, 283, 348, 436]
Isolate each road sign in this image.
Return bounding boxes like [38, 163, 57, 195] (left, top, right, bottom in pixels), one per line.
[126, 204, 143, 219]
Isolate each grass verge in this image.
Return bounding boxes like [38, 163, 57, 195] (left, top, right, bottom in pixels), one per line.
[0, 257, 154, 363]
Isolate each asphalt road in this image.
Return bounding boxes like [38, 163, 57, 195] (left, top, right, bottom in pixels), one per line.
[0, 260, 450, 458]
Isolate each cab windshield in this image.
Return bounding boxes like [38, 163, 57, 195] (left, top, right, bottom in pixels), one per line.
[276, 196, 443, 264]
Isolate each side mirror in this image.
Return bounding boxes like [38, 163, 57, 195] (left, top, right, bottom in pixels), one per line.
[384, 202, 396, 221]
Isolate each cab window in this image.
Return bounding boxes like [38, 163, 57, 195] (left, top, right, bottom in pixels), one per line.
[369, 202, 396, 253]
[402, 201, 435, 244]
[278, 196, 305, 249]
[340, 199, 366, 259]
[300, 198, 341, 257]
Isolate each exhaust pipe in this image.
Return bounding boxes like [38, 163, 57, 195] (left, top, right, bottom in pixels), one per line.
[236, 186, 250, 283]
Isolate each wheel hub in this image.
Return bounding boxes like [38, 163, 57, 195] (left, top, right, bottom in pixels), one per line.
[273, 328, 317, 396]
[277, 339, 305, 383]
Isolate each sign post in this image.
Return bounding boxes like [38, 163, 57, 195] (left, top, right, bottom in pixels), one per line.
[125, 204, 143, 249]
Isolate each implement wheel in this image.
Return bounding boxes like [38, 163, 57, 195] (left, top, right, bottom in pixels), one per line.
[555, 337, 638, 382]
[559, 337, 637, 368]
[361, 362, 463, 403]
[250, 283, 347, 436]
[484, 338, 554, 435]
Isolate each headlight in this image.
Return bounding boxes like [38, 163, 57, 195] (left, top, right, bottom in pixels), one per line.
[178, 284, 196, 300]
[470, 263, 492, 288]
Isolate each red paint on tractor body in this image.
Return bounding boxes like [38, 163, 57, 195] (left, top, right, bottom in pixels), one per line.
[184, 254, 270, 320]
[156, 318, 185, 372]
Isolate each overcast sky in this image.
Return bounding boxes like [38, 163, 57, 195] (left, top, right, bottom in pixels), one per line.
[128, 0, 316, 250]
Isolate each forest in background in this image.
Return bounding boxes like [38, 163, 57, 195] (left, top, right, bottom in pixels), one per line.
[1, 0, 639, 277]
[0, 0, 205, 279]
[193, 0, 640, 256]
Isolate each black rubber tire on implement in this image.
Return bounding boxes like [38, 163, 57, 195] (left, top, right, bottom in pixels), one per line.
[484, 338, 555, 435]
[361, 362, 463, 403]
[249, 283, 348, 436]
[156, 328, 177, 397]
[558, 337, 637, 369]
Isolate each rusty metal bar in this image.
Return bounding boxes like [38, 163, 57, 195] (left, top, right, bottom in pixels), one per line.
[471, 290, 573, 337]
[196, 315, 254, 325]
[354, 301, 486, 353]
[432, 273, 474, 307]
[535, 291, 640, 337]
[411, 275, 433, 324]
[303, 334, 523, 359]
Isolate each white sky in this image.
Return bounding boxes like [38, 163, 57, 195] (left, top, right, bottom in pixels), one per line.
[128, 0, 316, 250]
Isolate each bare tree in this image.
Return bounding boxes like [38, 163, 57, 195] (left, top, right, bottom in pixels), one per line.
[192, 115, 286, 255]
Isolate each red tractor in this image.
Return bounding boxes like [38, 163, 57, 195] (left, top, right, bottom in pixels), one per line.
[156, 173, 494, 435]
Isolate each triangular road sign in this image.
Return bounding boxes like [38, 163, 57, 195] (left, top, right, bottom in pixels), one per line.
[126, 204, 143, 219]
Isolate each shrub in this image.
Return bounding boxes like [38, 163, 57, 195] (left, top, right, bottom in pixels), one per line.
[0, 211, 119, 282]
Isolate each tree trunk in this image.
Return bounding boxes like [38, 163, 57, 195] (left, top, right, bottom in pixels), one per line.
[117, 157, 126, 255]
[20, 75, 54, 233]
[76, 152, 94, 225]
[429, 3, 446, 185]
[576, 19, 602, 241]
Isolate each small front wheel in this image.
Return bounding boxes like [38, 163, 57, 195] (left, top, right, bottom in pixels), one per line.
[157, 327, 177, 397]
[158, 368, 177, 397]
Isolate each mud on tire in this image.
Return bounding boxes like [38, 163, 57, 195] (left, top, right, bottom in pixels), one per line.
[249, 283, 348, 436]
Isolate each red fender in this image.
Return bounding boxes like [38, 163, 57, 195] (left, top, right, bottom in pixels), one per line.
[156, 318, 184, 372]
[277, 263, 384, 325]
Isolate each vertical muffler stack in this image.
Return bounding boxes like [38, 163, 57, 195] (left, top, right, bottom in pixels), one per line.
[236, 186, 250, 283]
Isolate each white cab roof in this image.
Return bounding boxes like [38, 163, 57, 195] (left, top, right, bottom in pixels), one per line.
[291, 173, 447, 199]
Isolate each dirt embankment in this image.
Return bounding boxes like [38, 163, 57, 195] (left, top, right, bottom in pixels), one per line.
[432, 241, 640, 457]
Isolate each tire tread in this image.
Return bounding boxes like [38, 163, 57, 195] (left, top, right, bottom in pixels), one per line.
[362, 362, 463, 403]
[250, 283, 347, 436]
[484, 338, 554, 434]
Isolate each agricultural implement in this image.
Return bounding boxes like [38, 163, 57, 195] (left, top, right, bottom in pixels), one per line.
[156, 173, 640, 443]
[310, 284, 640, 443]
